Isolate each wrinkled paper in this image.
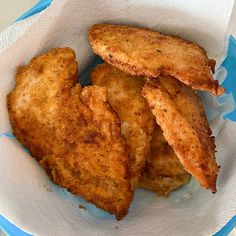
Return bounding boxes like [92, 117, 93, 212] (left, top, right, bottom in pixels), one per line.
[0, 0, 235, 235]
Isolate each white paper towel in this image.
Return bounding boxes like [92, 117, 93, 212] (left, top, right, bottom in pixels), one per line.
[0, 0, 235, 235]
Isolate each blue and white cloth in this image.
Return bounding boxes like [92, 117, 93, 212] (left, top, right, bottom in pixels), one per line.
[0, 0, 236, 235]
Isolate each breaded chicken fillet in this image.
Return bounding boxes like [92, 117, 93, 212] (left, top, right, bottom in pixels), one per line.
[139, 173, 191, 197]
[7, 48, 133, 220]
[139, 125, 191, 196]
[89, 24, 224, 96]
[145, 125, 188, 177]
[91, 63, 155, 188]
[142, 76, 218, 192]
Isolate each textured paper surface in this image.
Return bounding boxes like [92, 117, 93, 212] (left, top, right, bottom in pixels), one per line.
[0, 0, 235, 235]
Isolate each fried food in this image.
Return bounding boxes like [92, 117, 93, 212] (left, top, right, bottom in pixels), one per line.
[142, 76, 218, 192]
[91, 63, 155, 188]
[138, 125, 191, 196]
[89, 24, 224, 96]
[7, 48, 133, 220]
[145, 125, 187, 177]
[91, 64, 190, 195]
[139, 173, 191, 197]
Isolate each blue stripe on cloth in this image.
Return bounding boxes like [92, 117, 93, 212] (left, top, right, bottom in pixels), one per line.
[16, 0, 52, 22]
[0, 132, 14, 139]
[0, 216, 32, 236]
[214, 216, 236, 236]
[221, 36, 236, 121]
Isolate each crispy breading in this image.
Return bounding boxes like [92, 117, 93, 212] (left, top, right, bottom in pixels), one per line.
[138, 173, 191, 197]
[7, 48, 133, 220]
[145, 125, 187, 177]
[142, 76, 218, 192]
[89, 24, 224, 96]
[91, 63, 155, 188]
[138, 125, 191, 196]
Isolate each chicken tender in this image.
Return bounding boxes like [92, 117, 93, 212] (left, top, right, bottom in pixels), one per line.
[145, 125, 187, 177]
[89, 24, 224, 96]
[7, 48, 133, 220]
[138, 125, 190, 196]
[142, 76, 218, 192]
[91, 63, 155, 188]
[139, 173, 191, 197]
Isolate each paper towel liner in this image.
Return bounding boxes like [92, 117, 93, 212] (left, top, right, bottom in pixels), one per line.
[0, 0, 235, 235]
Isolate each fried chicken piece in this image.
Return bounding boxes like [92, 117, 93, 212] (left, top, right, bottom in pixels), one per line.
[91, 63, 189, 195]
[142, 76, 218, 192]
[145, 125, 187, 177]
[138, 125, 191, 196]
[139, 174, 191, 197]
[89, 24, 224, 96]
[7, 48, 133, 220]
[91, 63, 155, 188]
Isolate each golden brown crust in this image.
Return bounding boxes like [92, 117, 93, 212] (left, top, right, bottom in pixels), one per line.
[7, 48, 133, 220]
[138, 125, 190, 196]
[91, 63, 155, 188]
[142, 76, 218, 192]
[138, 173, 191, 197]
[89, 24, 224, 96]
[145, 125, 187, 177]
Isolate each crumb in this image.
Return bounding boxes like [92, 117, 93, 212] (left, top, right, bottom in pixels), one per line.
[79, 204, 86, 210]
[44, 184, 53, 192]
[115, 226, 118, 229]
